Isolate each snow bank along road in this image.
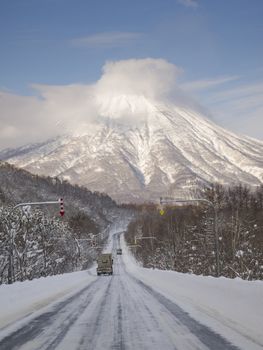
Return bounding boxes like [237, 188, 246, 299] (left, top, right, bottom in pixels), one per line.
[0, 230, 262, 349]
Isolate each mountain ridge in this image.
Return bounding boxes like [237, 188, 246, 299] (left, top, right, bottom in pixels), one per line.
[1, 96, 262, 202]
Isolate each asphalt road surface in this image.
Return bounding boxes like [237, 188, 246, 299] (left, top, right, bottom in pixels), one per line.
[0, 234, 241, 350]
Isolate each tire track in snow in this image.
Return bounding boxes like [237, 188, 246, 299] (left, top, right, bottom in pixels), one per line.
[133, 276, 241, 350]
[111, 296, 125, 350]
[78, 276, 114, 350]
[0, 279, 102, 350]
[116, 260, 178, 350]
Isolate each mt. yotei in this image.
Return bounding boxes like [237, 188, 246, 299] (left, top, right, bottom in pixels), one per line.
[1, 94, 262, 203]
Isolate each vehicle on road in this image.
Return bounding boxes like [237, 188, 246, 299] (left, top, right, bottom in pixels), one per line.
[116, 248, 122, 255]
[97, 253, 113, 275]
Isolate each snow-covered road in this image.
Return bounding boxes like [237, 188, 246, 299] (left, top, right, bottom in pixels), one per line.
[0, 221, 262, 350]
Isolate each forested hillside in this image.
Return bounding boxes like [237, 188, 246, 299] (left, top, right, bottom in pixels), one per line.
[0, 161, 116, 224]
[0, 161, 121, 284]
[125, 184, 263, 280]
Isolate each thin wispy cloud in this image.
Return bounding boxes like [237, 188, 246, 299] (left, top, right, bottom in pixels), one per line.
[184, 77, 263, 140]
[71, 32, 142, 48]
[208, 82, 263, 104]
[209, 82, 263, 136]
[182, 76, 240, 91]
[177, 0, 198, 8]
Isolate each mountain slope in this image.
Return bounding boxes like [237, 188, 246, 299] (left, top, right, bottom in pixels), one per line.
[1, 96, 262, 202]
[0, 161, 117, 226]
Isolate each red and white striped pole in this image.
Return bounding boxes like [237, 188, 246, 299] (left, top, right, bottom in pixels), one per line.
[59, 198, 65, 217]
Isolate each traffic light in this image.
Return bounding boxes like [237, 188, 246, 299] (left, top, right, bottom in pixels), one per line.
[158, 203, 165, 215]
[59, 198, 65, 217]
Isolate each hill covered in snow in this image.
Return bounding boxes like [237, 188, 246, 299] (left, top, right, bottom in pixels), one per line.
[1, 93, 262, 202]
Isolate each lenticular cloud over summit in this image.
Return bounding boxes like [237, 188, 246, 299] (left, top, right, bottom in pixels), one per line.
[0, 58, 187, 149]
[95, 58, 181, 99]
[93, 59, 185, 125]
[37, 58, 184, 126]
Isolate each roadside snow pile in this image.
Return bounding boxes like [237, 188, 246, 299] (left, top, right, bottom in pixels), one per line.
[121, 236, 263, 349]
[0, 270, 96, 329]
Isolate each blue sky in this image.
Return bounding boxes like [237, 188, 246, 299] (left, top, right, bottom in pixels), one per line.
[0, 0, 263, 148]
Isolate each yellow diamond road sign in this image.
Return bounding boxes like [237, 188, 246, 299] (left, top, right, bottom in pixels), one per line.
[159, 209, 165, 215]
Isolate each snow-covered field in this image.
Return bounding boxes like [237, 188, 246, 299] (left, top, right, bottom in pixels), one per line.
[0, 221, 262, 349]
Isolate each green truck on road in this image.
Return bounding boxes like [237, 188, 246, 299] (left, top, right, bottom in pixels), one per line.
[97, 254, 113, 275]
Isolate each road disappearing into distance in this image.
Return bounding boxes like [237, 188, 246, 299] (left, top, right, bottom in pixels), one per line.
[0, 219, 262, 350]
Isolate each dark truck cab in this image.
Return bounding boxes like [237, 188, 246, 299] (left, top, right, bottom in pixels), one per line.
[97, 254, 113, 275]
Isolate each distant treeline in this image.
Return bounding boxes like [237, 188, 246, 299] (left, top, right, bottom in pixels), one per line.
[125, 184, 263, 280]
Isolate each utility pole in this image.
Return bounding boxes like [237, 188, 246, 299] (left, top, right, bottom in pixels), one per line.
[160, 197, 220, 277]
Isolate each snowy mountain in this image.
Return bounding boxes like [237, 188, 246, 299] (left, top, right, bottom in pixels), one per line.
[1, 95, 263, 202]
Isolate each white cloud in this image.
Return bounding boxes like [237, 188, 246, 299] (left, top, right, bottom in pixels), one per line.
[96, 58, 182, 98]
[0, 59, 185, 149]
[184, 77, 263, 140]
[182, 75, 240, 91]
[213, 84, 263, 139]
[207, 82, 263, 104]
[177, 0, 198, 8]
[0, 91, 56, 150]
[0, 58, 262, 151]
[71, 32, 142, 48]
